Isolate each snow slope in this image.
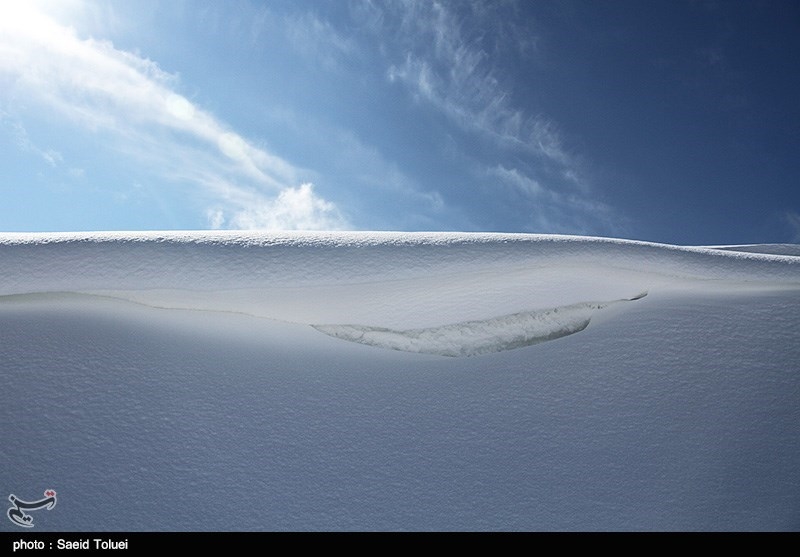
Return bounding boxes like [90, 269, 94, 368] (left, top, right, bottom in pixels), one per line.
[1, 232, 798, 531]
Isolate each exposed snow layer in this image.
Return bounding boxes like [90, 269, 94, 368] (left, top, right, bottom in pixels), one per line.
[1, 232, 799, 531]
[313, 293, 648, 357]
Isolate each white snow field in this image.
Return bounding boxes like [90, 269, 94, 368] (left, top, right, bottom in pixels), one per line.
[1, 231, 799, 531]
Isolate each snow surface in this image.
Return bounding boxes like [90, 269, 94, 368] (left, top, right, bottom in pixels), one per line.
[1, 232, 799, 531]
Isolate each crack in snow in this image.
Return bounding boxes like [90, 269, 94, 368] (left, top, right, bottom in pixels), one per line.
[312, 292, 648, 357]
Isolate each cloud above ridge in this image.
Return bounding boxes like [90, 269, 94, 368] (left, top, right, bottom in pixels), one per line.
[0, 2, 347, 230]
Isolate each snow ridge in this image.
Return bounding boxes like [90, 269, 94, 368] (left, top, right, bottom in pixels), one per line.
[1, 232, 798, 297]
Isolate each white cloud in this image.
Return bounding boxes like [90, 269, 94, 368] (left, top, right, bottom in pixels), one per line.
[226, 183, 346, 231]
[0, 2, 348, 230]
[206, 208, 225, 230]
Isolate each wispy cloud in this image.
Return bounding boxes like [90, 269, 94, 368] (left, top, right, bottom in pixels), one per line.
[0, 2, 348, 230]
[263, 106, 451, 230]
[486, 164, 621, 235]
[487, 165, 544, 197]
[380, 0, 570, 165]
[354, 0, 620, 234]
[280, 10, 358, 72]
[785, 211, 800, 243]
[239, 4, 359, 73]
[0, 112, 62, 167]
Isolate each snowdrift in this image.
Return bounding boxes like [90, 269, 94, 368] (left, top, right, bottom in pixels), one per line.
[1, 232, 798, 531]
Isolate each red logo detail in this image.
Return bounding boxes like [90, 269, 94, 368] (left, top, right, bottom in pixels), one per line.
[44, 490, 56, 498]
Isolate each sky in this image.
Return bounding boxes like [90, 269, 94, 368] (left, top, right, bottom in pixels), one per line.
[0, 0, 798, 245]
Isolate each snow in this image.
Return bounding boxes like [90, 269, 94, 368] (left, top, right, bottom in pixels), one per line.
[1, 232, 798, 531]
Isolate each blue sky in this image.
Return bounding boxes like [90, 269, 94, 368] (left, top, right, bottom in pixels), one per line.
[0, 0, 798, 244]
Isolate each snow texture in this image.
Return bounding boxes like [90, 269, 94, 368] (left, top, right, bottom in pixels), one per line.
[1, 232, 799, 531]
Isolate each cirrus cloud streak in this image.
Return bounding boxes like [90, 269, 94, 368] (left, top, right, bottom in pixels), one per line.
[0, 2, 347, 230]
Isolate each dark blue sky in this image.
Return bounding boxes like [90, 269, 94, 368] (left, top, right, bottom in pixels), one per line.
[1, 0, 798, 244]
[525, 0, 800, 244]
